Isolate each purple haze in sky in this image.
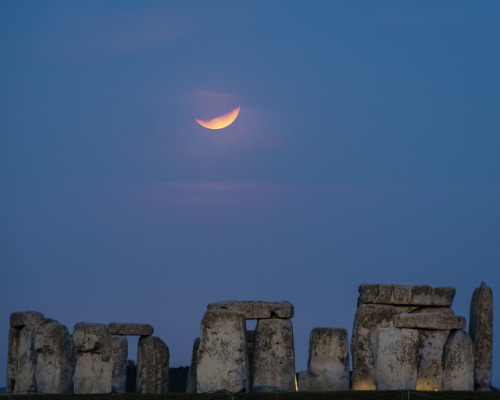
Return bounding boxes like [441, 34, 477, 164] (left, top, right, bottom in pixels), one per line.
[1, 0, 499, 388]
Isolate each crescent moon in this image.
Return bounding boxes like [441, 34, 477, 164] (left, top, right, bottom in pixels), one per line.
[195, 106, 240, 130]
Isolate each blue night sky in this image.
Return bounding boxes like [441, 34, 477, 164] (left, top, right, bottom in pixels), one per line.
[1, 1, 499, 388]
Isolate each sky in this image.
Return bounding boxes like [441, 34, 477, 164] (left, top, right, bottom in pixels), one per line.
[1, 0, 499, 389]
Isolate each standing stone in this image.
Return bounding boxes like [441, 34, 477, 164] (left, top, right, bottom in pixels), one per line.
[394, 312, 466, 330]
[7, 327, 20, 392]
[251, 318, 296, 392]
[73, 322, 113, 393]
[443, 330, 474, 390]
[416, 330, 449, 391]
[196, 310, 249, 393]
[136, 336, 169, 393]
[34, 321, 75, 394]
[110, 335, 128, 393]
[351, 303, 416, 390]
[13, 326, 39, 393]
[373, 327, 419, 390]
[74, 353, 113, 393]
[186, 337, 200, 393]
[304, 328, 349, 391]
[469, 281, 493, 391]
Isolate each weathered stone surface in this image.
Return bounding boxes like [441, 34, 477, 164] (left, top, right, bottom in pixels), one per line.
[351, 304, 417, 390]
[252, 318, 296, 392]
[13, 326, 38, 393]
[108, 323, 154, 336]
[196, 310, 249, 393]
[7, 327, 20, 392]
[443, 330, 474, 390]
[373, 327, 419, 390]
[207, 300, 294, 319]
[416, 330, 449, 391]
[73, 352, 113, 393]
[10, 311, 45, 328]
[72, 322, 112, 361]
[412, 307, 455, 316]
[469, 281, 493, 391]
[110, 335, 128, 393]
[304, 328, 349, 391]
[34, 321, 75, 394]
[186, 337, 200, 393]
[358, 284, 455, 306]
[394, 312, 466, 330]
[136, 336, 169, 393]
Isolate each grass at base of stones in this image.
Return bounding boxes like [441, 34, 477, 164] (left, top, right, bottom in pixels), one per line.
[1, 392, 499, 400]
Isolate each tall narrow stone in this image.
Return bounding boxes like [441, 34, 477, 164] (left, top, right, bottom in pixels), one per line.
[186, 337, 200, 393]
[7, 327, 20, 392]
[110, 335, 128, 393]
[34, 321, 75, 394]
[72, 322, 113, 394]
[304, 328, 349, 391]
[251, 318, 296, 392]
[196, 310, 249, 393]
[136, 336, 169, 393]
[416, 330, 449, 391]
[469, 281, 493, 391]
[13, 326, 39, 393]
[373, 327, 419, 390]
[442, 330, 474, 391]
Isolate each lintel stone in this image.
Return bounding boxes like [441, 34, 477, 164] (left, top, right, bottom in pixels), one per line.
[394, 313, 466, 330]
[358, 284, 455, 306]
[108, 323, 154, 336]
[207, 300, 294, 319]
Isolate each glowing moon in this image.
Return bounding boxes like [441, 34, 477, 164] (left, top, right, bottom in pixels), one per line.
[195, 106, 240, 130]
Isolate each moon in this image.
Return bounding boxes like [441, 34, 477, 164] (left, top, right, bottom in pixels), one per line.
[195, 106, 240, 130]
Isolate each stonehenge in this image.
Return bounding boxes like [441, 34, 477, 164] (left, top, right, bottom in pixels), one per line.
[6, 281, 494, 393]
[6, 313, 169, 394]
[193, 301, 296, 393]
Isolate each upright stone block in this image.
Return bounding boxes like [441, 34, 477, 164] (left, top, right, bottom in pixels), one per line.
[110, 335, 128, 393]
[416, 330, 449, 391]
[304, 328, 349, 391]
[373, 327, 419, 390]
[196, 310, 249, 393]
[13, 326, 38, 393]
[7, 327, 20, 392]
[73, 353, 113, 393]
[351, 303, 416, 390]
[73, 322, 113, 361]
[469, 281, 493, 391]
[34, 321, 75, 394]
[72, 323, 113, 393]
[251, 318, 296, 392]
[186, 337, 200, 393]
[136, 336, 169, 393]
[442, 330, 474, 390]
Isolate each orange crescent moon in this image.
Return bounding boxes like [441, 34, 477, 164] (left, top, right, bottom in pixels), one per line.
[195, 106, 240, 130]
